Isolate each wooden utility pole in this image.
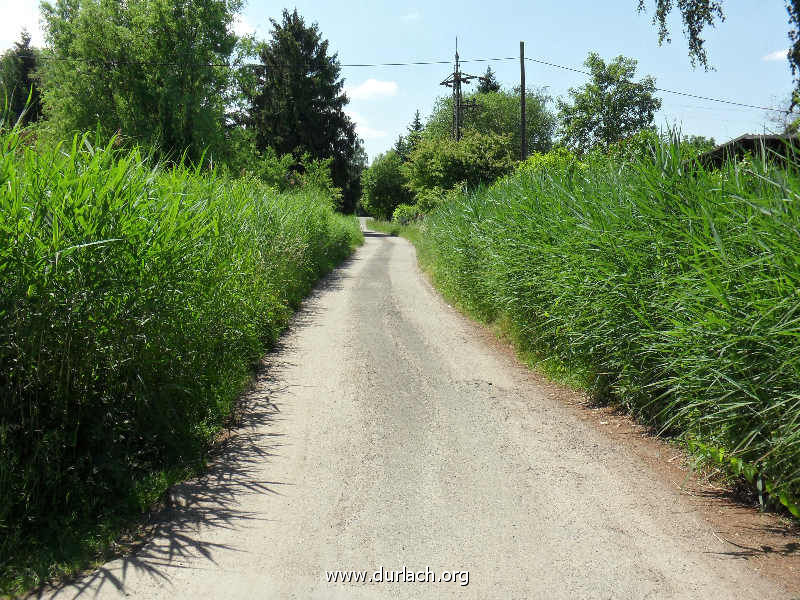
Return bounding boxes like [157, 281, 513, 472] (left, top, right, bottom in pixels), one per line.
[520, 41, 527, 160]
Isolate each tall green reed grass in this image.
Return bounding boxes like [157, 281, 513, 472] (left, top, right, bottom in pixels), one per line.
[0, 127, 362, 591]
[419, 141, 800, 514]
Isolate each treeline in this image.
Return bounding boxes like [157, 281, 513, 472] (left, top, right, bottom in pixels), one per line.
[0, 2, 365, 211]
[361, 55, 714, 221]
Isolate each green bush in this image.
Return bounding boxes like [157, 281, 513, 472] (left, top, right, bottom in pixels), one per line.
[418, 141, 800, 515]
[414, 186, 446, 213]
[514, 147, 583, 177]
[392, 203, 419, 225]
[403, 131, 514, 201]
[0, 127, 362, 591]
[361, 150, 412, 220]
[222, 143, 341, 202]
[296, 153, 343, 206]
[255, 146, 295, 188]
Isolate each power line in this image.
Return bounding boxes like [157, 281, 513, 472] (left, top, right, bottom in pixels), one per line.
[35, 55, 520, 68]
[523, 57, 790, 114]
[33, 52, 791, 114]
[341, 57, 518, 67]
[342, 60, 450, 67]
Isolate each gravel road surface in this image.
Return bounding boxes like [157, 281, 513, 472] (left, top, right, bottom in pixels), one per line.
[44, 220, 788, 599]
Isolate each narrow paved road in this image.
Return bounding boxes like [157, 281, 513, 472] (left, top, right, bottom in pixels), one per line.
[46, 222, 786, 599]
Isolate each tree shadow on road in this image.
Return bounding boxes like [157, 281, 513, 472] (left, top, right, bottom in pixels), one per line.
[37, 254, 357, 599]
[38, 384, 286, 599]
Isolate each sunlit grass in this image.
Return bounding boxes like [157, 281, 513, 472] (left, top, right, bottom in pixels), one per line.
[0, 126, 362, 593]
[416, 140, 800, 516]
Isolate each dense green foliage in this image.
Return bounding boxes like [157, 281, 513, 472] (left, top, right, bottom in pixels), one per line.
[557, 53, 661, 154]
[0, 31, 42, 125]
[360, 150, 412, 220]
[425, 88, 556, 159]
[514, 147, 583, 177]
[371, 100, 525, 221]
[604, 129, 716, 163]
[39, 0, 240, 162]
[0, 127, 362, 592]
[392, 203, 419, 225]
[12, 2, 366, 206]
[403, 131, 514, 208]
[245, 9, 363, 212]
[413, 141, 800, 514]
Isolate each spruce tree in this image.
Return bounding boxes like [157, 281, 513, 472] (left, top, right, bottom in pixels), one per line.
[0, 30, 42, 125]
[247, 9, 360, 211]
[477, 66, 501, 93]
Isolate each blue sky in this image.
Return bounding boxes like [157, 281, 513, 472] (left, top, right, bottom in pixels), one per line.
[1, 1, 795, 160]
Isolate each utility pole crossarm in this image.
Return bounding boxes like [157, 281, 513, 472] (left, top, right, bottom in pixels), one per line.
[439, 41, 482, 141]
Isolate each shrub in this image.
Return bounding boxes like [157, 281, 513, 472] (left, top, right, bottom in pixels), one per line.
[392, 203, 419, 225]
[296, 153, 343, 207]
[256, 146, 295, 188]
[515, 147, 583, 177]
[414, 186, 447, 213]
[403, 131, 514, 201]
[361, 150, 412, 220]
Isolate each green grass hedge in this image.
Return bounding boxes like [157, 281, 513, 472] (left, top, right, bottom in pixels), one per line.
[0, 130, 362, 592]
[416, 144, 800, 515]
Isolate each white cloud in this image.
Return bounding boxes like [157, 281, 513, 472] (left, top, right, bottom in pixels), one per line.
[346, 110, 388, 140]
[763, 49, 788, 62]
[0, 1, 44, 51]
[401, 11, 421, 22]
[345, 79, 399, 101]
[231, 14, 256, 37]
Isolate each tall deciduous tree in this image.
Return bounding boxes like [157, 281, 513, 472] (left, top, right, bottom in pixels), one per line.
[246, 9, 361, 212]
[766, 94, 800, 133]
[639, 0, 800, 100]
[40, 0, 240, 161]
[0, 30, 42, 125]
[425, 88, 556, 159]
[556, 52, 661, 154]
[361, 150, 412, 220]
